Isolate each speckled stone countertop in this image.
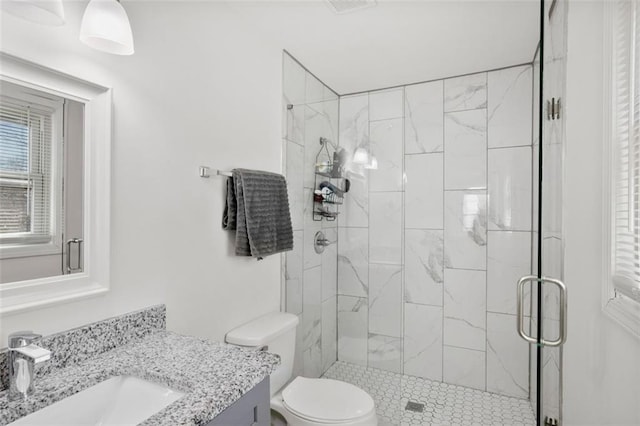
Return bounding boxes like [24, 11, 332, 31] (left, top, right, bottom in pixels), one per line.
[0, 331, 280, 425]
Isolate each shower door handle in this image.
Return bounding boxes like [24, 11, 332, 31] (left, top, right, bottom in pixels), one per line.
[538, 277, 567, 347]
[516, 275, 568, 347]
[516, 276, 538, 344]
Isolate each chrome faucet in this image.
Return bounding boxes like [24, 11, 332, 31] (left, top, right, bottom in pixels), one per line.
[7, 331, 51, 401]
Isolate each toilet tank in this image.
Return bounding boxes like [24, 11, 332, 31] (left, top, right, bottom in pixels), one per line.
[225, 312, 299, 397]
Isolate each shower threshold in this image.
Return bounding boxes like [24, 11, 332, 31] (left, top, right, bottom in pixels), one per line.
[322, 361, 535, 426]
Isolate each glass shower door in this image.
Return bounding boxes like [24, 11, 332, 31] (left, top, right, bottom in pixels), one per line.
[524, 1, 568, 425]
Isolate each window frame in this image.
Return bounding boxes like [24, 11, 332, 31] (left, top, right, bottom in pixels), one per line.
[0, 53, 111, 315]
[602, 0, 640, 339]
[0, 85, 65, 259]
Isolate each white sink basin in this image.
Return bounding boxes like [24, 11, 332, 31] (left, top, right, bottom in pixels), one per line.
[9, 376, 185, 425]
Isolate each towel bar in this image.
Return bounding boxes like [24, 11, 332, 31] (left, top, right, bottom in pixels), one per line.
[199, 166, 232, 178]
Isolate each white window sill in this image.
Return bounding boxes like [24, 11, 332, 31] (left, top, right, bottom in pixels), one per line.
[0, 272, 108, 315]
[603, 295, 640, 339]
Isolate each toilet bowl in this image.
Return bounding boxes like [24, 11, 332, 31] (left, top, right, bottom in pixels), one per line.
[225, 312, 378, 426]
[271, 377, 377, 426]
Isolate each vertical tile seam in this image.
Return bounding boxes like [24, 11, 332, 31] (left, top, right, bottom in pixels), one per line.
[301, 69, 308, 370]
[401, 86, 407, 378]
[485, 70, 490, 393]
[441, 76, 446, 384]
[366, 90, 371, 370]
[334, 95, 341, 366]
[400, 85, 406, 379]
[528, 61, 536, 402]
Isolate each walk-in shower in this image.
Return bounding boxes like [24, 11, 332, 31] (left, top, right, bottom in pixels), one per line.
[282, 1, 566, 425]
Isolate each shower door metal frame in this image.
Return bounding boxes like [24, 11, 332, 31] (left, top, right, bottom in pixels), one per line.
[523, 1, 568, 425]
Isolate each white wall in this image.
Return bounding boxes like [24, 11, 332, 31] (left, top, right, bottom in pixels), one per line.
[0, 2, 283, 344]
[563, 1, 640, 424]
[229, 1, 539, 94]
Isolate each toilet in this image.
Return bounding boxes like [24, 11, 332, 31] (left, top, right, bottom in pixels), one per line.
[225, 312, 378, 426]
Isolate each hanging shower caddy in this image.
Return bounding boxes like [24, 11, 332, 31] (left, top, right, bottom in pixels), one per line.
[313, 137, 347, 221]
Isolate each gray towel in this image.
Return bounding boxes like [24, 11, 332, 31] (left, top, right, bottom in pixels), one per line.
[222, 178, 237, 230]
[222, 168, 293, 259]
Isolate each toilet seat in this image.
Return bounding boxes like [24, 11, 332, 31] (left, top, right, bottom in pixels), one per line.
[281, 377, 375, 424]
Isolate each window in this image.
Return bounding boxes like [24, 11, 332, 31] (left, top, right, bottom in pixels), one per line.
[0, 85, 63, 258]
[604, 0, 640, 337]
[0, 53, 111, 314]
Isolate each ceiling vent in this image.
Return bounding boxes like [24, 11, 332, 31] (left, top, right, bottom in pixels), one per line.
[325, 0, 377, 14]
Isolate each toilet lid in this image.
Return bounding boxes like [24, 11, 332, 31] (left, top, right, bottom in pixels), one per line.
[282, 377, 375, 423]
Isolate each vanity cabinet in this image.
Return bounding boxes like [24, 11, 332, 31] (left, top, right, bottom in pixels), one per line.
[206, 377, 270, 426]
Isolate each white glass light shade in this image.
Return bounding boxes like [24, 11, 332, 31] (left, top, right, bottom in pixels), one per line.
[353, 147, 369, 164]
[1, 0, 65, 26]
[80, 0, 134, 55]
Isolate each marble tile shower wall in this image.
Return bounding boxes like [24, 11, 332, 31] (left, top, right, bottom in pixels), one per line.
[336, 65, 534, 399]
[283, 53, 339, 379]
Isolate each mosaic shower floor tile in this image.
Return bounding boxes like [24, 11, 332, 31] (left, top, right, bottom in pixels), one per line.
[322, 361, 536, 426]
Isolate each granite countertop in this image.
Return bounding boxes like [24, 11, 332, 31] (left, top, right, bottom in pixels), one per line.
[0, 331, 280, 425]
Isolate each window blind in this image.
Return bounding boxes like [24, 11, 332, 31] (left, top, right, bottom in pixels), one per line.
[613, 0, 640, 303]
[0, 96, 54, 240]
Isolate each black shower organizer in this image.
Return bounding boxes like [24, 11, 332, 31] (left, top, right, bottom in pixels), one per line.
[312, 137, 346, 222]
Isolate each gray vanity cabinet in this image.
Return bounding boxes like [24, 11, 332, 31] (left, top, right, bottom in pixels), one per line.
[206, 377, 270, 426]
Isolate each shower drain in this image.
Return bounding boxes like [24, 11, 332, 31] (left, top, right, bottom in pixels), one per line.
[405, 401, 425, 413]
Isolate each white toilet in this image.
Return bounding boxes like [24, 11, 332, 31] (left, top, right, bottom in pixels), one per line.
[225, 312, 378, 426]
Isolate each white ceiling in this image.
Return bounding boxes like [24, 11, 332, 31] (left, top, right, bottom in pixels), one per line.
[227, 0, 540, 94]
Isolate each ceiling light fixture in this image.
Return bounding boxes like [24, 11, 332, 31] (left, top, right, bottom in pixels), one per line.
[1, 0, 65, 26]
[80, 0, 134, 55]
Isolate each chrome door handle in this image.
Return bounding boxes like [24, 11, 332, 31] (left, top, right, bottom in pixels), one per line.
[516, 275, 568, 347]
[66, 238, 83, 273]
[539, 277, 567, 347]
[517, 275, 538, 344]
